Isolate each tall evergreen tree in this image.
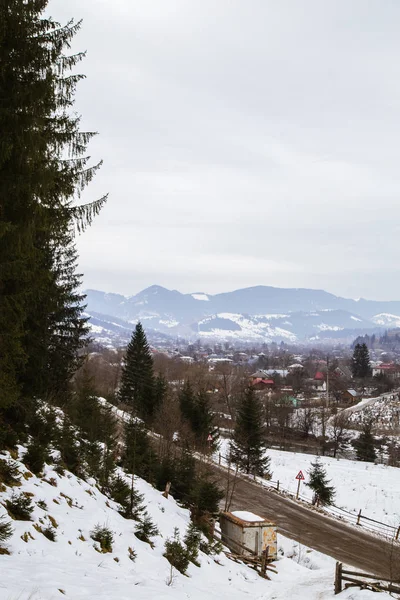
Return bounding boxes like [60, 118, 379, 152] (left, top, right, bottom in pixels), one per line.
[230, 387, 271, 477]
[119, 323, 156, 421]
[179, 382, 214, 448]
[351, 343, 372, 379]
[122, 418, 155, 481]
[353, 421, 377, 462]
[0, 2, 106, 416]
[307, 457, 335, 506]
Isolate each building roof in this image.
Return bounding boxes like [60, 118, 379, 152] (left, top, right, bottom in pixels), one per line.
[251, 378, 274, 385]
[314, 371, 325, 380]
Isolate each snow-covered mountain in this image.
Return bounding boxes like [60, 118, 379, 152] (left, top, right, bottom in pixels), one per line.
[371, 313, 400, 328]
[84, 285, 400, 345]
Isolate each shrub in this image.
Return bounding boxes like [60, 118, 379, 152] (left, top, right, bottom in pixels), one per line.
[164, 528, 189, 575]
[109, 475, 145, 520]
[200, 538, 222, 556]
[0, 459, 21, 486]
[23, 441, 48, 475]
[0, 515, 13, 542]
[134, 512, 159, 545]
[42, 526, 56, 541]
[5, 492, 34, 520]
[37, 500, 48, 510]
[90, 524, 114, 553]
[183, 523, 201, 566]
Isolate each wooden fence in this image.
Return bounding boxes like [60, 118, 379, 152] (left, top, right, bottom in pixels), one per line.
[334, 562, 400, 595]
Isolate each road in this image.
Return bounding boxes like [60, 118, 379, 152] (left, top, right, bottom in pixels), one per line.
[212, 464, 400, 579]
[112, 404, 399, 579]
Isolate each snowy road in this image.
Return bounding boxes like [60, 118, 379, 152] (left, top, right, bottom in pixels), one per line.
[213, 466, 400, 579]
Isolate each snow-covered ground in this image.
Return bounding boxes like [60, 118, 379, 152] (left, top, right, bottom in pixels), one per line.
[218, 440, 400, 531]
[0, 449, 384, 600]
[268, 450, 400, 527]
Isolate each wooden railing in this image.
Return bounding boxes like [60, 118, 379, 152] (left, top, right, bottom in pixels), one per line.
[334, 562, 400, 595]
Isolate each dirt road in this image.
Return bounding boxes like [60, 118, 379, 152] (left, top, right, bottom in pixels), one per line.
[214, 466, 400, 579]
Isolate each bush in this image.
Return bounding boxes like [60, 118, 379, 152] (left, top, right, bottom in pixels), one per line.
[200, 538, 222, 556]
[164, 528, 190, 575]
[90, 524, 114, 553]
[0, 515, 13, 542]
[23, 441, 48, 475]
[42, 526, 56, 541]
[183, 523, 201, 566]
[0, 459, 21, 486]
[108, 474, 146, 520]
[134, 512, 159, 545]
[5, 492, 34, 521]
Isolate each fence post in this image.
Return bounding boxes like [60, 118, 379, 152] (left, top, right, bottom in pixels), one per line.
[396, 525, 400, 541]
[219, 453, 221, 465]
[357, 509, 362, 526]
[334, 562, 342, 594]
[276, 480, 280, 492]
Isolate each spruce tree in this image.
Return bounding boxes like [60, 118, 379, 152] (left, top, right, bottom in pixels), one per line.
[230, 387, 271, 477]
[307, 457, 335, 506]
[122, 418, 155, 481]
[353, 421, 377, 462]
[0, 2, 106, 417]
[179, 382, 214, 448]
[351, 343, 372, 379]
[118, 323, 156, 422]
[179, 381, 196, 424]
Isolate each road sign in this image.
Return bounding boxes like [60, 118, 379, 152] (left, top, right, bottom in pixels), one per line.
[295, 470, 305, 481]
[207, 434, 213, 442]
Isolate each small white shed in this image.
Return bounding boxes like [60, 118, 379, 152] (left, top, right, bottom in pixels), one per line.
[219, 510, 277, 560]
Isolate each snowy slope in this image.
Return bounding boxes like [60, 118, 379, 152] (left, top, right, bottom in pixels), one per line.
[0, 449, 383, 600]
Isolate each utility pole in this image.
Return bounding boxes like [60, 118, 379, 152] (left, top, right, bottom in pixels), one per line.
[326, 355, 330, 407]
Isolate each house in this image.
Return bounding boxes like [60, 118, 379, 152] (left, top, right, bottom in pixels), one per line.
[334, 365, 352, 380]
[372, 364, 400, 380]
[342, 389, 359, 403]
[251, 378, 274, 390]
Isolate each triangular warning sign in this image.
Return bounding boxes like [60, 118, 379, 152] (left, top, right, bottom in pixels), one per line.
[295, 470, 305, 480]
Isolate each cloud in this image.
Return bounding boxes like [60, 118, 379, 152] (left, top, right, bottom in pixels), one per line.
[50, 0, 400, 300]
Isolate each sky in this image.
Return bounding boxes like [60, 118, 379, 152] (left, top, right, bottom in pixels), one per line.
[50, 0, 400, 301]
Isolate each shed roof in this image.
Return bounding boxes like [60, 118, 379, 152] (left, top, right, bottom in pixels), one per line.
[221, 511, 275, 527]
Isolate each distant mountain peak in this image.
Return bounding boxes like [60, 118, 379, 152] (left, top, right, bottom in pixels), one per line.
[83, 284, 400, 346]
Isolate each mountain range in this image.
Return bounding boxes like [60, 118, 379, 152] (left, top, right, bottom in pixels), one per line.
[84, 285, 400, 346]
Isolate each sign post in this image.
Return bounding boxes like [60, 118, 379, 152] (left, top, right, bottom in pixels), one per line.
[295, 470, 305, 499]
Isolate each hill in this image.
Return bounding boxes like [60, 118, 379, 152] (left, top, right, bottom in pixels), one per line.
[83, 284, 400, 345]
[0, 447, 385, 600]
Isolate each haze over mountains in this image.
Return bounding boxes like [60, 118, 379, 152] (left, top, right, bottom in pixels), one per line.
[84, 285, 400, 346]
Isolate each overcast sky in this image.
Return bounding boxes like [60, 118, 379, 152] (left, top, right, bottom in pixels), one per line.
[50, 0, 400, 300]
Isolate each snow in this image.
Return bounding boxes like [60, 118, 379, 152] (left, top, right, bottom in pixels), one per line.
[316, 323, 344, 332]
[231, 510, 264, 522]
[218, 440, 400, 529]
[351, 316, 362, 322]
[372, 313, 400, 327]
[0, 448, 385, 600]
[199, 313, 297, 343]
[158, 319, 179, 328]
[192, 293, 210, 301]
